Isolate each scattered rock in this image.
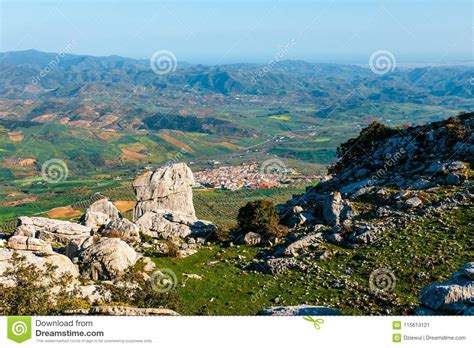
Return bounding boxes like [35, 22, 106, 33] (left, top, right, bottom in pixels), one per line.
[243, 232, 262, 246]
[183, 273, 202, 280]
[257, 305, 341, 316]
[404, 197, 423, 209]
[73, 306, 179, 316]
[274, 230, 323, 257]
[141, 256, 155, 272]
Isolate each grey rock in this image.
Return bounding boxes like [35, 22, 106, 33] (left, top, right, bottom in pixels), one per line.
[83, 198, 121, 232]
[7, 235, 53, 254]
[418, 262, 473, 315]
[15, 216, 91, 245]
[275, 230, 323, 257]
[243, 232, 262, 246]
[0, 249, 79, 287]
[404, 197, 423, 208]
[78, 238, 137, 280]
[66, 236, 94, 259]
[135, 210, 215, 241]
[100, 218, 140, 244]
[133, 163, 196, 219]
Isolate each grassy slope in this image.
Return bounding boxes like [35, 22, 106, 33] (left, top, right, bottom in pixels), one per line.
[151, 205, 473, 315]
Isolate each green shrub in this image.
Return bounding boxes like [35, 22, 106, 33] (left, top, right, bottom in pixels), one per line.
[0, 253, 79, 315]
[237, 199, 286, 238]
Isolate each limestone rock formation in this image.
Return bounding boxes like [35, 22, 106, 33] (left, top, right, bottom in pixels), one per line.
[15, 216, 91, 245]
[8, 235, 53, 254]
[322, 192, 356, 226]
[99, 218, 140, 244]
[135, 210, 215, 241]
[258, 305, 341, 316]
[131, 163, 216, 256]
[78, 237, 137, 280]
[82, 198, 121, 231]
[417, 262, 473, 315]
[133, 163, 196, 220]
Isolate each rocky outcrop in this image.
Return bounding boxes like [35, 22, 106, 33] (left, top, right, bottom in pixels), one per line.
[82, 198, 121, 231]
[131, 163, 216, 256]
[281, 191, 356, 228]
[135, 210, 215, 241]
[417, 262, 473, 315]
[78, 238, 137, 280]
[133, 163, 196, 220]
[99, 218, 140, 244]
[323, 114, 472, 193]
[15, 216, 91, 245]
[8, 235, 53, 254]
[68, 306, 179, 316]
[258, 305, 341, 316]
[322, 192, 356, 226]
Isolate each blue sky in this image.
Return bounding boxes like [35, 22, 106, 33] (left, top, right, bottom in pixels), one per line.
[0, 0, 472, 64]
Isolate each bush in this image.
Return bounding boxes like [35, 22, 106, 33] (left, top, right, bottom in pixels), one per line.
[443, 116, 469, 145]
[210, 227, 231, 242]
[0, 253, 79, 315]
[237, 199, 286, 238]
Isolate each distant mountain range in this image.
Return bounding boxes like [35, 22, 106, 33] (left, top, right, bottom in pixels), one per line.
[0, 49, 472, 133]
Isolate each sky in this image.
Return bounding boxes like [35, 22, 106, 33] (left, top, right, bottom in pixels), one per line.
[0, 0, 472, 64]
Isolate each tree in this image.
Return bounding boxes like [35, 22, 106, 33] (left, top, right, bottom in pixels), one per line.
[237, 199, 286, 238]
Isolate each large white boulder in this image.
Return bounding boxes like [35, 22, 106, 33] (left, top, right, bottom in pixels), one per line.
[78, 238, 137, 280]
[82, 198, 121, 231]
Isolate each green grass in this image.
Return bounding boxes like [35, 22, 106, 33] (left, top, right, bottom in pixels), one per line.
[150, 204, 473, 315]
